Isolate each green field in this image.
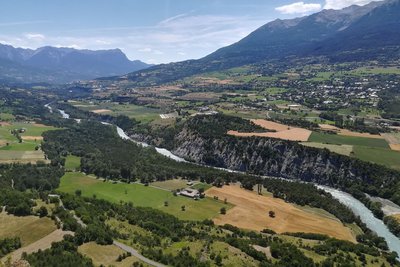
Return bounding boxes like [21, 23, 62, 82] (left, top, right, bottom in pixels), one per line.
[65, 155, 81, 171]
[58, 172, 232, 221]
[309, 132, 389, 148]
[0, 151, 47, 163]
[0, 123, 57, 150]
[350, 66, 400, 75]
[353, 146, 400, 170]
[77, 102, 161, 123]
[150, 179, 188, 191]
[301, 142, 353, 156]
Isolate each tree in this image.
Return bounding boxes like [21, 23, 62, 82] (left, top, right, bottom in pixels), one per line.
[220, 207, 226, 215]
[75, 189, 82, 197]
[215, 254, 222, 266]
[38, 206, 48, 217]
[164, 201, 168, 207]
[181, 205, 185, 211]
[269, 210, 275, 218]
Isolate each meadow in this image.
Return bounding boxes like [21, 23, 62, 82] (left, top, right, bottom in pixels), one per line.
[64, 155, 81, 171]
[301, 142, 353, 156]
[353, 146, 400, 170]
[78, 242, 149, 267]
[58, 172, 232, 221]
[75, 102, 161, 123]
[309, 132, 389, 148]
[0, 122, 56, 163]
[0, 212, 56, 246]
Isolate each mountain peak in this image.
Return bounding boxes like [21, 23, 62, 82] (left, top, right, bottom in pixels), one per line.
[0, 44, 151, 83]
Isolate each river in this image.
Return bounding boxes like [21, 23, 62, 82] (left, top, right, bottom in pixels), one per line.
[46, 105, 400, 256]
[318, 186, 400, 255]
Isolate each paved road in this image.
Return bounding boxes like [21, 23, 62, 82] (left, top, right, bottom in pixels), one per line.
[113, 241, 166, 267]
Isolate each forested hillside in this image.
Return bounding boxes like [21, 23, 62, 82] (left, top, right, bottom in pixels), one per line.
[132, 114, 400, 205]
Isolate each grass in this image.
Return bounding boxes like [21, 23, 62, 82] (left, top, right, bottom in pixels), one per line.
[65, 155, 81, 171]
[352, 146, 400, 170]
[0, 123, 57, 152]
[0, 212, 56, 246]
[58, 172, 232, 221]
[301, 142, 353, 156]
[264, 87, 288, 95]
[0, 113, 15, 121]
[0, 142, 39, 151]
[350, 66, 400, 75]
[78, 242, 150, 267]
[150, 179, 188, 191]
[78, 102, 161, 123]
[309, 132, 389, 148]
[211, 241, 259, 267]
[0, 151, 46, 163]
[191, 182, 213, 191]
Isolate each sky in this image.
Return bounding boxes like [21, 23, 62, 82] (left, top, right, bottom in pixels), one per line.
[0, 0, 381, 64]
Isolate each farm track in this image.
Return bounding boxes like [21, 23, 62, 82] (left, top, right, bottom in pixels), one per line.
[2, 229, 74, 263]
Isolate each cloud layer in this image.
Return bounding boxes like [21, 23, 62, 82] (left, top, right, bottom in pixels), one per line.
[276, 2, 322, 14]
[0, 14, 266, 64]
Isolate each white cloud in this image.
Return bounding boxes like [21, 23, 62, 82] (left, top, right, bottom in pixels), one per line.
[276, 2, 321, 14]
[25, 33, 45, 41]
[138, 47, 152, 52]
[0, 14, 267, 64]
[324, 0, 382, 9]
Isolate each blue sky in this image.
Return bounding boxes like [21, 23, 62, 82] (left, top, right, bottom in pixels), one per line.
[0, 0, 380, 63]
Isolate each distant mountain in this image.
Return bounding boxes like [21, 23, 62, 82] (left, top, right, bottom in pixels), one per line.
[119, 0, 399, 85]
[0, 44, 151, 83]
[205, 0, 387, 65]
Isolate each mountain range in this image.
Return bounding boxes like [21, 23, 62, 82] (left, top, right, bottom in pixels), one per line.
[122, 0, 400, 85]
[0, 44, 150, 83]
[1, 0, 399, 85]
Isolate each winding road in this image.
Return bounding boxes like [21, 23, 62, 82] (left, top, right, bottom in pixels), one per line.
[113, 241, 166, 267]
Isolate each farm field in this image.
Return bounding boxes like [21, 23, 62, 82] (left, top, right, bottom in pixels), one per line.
[382, 132, 400, 151]
[228, 128, 312, 142]
[0, 150, 47, 164]
[5, 229, 73, 263]
[309, 132, 389, 148]
[319, 124, 384, 139]
[0, 123, 56, 154]
[228, 119, 312, 141]
[301, 142, 353, 156]
[206, 185, 356, 242]
[0, 212, 57, 246]
[150, 179, 189, 191]
[352, 146, 400, 170]
[58, 172, 232, 221]
[75, 102, 162, 123]
[78, 242, 150, 267]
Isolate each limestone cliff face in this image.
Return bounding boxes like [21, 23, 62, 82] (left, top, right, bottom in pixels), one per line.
[166, 127, 387, 187]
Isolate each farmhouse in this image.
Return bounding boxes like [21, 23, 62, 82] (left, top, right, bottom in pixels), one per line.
[179, 188, 200, 198]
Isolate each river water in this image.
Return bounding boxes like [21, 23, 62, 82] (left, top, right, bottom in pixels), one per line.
[46, 105, 400, 255]
[318, 186, 400, 255]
